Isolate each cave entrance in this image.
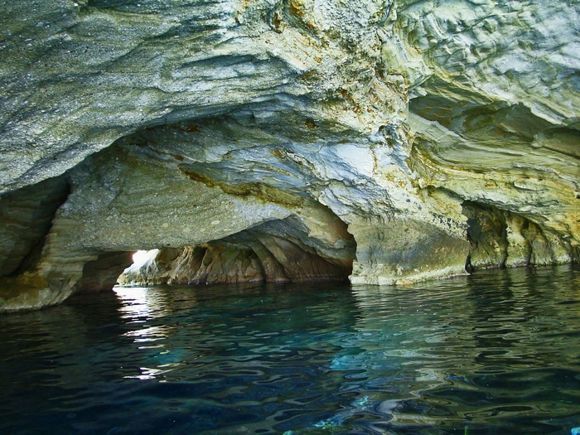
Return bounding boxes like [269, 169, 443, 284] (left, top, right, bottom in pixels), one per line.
[113, 217, 356, 288]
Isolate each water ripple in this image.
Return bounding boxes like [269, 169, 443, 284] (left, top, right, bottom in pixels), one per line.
[0, 265, 578, 434]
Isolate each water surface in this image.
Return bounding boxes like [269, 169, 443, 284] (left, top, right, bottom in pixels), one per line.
[0, 266, 578, 434]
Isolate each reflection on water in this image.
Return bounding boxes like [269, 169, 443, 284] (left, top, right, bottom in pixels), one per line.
[0, 266, 578, 434]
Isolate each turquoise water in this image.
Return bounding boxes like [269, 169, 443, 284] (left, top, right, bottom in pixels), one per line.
[0, 266, 578, 434]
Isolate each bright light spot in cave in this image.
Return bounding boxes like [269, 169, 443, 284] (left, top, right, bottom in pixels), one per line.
[131, 249, 159, 268]
[119, 249, 159, 285]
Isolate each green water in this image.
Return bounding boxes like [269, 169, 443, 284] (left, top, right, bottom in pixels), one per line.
[0, 266, 578, 434]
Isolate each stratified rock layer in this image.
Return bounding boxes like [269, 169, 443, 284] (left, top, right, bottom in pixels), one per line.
[0, 0, 577, 310]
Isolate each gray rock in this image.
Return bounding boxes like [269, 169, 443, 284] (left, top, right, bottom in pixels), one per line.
[0, 0, 577, 311]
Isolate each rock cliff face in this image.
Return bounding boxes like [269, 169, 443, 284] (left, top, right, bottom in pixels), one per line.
[0, 0, 577, 311]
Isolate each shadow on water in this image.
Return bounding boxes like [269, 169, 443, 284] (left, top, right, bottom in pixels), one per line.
[0, 266, 578, 434]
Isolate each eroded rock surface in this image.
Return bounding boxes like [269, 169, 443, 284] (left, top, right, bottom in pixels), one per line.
[0, 0, 577, 310]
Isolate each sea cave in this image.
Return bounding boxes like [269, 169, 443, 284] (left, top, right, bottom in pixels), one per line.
[0, 0, 578, 433]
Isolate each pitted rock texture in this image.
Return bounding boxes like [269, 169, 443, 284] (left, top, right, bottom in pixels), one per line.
[0, 0, 577, 311]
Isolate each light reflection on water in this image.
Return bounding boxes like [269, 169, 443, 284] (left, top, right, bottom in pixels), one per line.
[0, 266, 578, 434]
[115, 287, 196, 381]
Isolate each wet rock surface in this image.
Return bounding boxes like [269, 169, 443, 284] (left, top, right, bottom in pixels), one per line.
[0, 0, 577, 310]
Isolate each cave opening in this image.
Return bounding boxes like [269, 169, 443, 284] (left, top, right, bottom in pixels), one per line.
[462, 201, 572, 272]
[106, 217, 356, 291]
[113, 239, 354, 289]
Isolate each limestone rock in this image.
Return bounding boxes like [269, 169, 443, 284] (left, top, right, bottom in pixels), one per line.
[0, 0, 577, 311]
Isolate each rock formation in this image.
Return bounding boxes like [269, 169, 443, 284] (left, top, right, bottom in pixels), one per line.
[0, 0, 577, 311]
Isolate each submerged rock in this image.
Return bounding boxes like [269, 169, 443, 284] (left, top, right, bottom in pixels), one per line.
[0, 0, 577, 310]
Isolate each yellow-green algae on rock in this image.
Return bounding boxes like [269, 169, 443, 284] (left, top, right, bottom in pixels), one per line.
[0, 0, 577, 311]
